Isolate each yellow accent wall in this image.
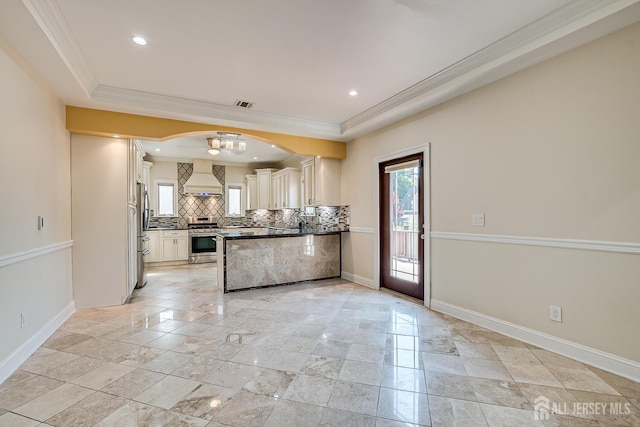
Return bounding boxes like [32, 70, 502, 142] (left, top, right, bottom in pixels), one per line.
[65, 106, 346, 159]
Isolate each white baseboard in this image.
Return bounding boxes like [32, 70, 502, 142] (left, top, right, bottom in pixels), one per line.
[430, 299, 640, 383]
[341, 271, 377, 289]
[0, 301, 76, 384]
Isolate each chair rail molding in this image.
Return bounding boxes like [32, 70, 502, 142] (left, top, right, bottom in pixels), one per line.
[0, 241, 74, 268]
[430, 232, 640, 255]
[348, 227, 375, 234]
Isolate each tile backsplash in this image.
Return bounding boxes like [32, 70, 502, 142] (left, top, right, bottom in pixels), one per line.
[316, 206, 350, 230]
[177, 162, 225, 229]
[224, 206, 349, 230]
[149, 162, 349, 230]
[148, 216, 178, 228]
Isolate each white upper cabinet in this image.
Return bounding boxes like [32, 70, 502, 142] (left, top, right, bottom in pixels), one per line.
[256, 168, 277, 210]
[245, 174, 257, 211]
[301, 157, 341, 207]
[127, 139, 146, 205]
[272, 168, 301, 209]
[135, 141, 144, 183]
[142, 161, 153, 190]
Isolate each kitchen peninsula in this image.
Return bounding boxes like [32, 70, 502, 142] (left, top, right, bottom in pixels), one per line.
[216, 228, 346, 292]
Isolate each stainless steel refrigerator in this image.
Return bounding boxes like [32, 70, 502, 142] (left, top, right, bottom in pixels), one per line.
[136, 183, 150, 288]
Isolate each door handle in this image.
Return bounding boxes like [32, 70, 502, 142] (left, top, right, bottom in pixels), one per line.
[420, 234, 425, 240]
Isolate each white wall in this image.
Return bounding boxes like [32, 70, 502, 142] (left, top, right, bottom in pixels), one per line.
[225, 165, 254, 185]
[0, 39, 73, 381]
[71, 135, 130, 309]
[278, 155, 306, 170]
[341, 22, 640, 364]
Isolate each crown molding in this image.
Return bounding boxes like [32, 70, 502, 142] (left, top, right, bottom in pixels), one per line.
[91, 85, 342, 140]
[17, 0, 342, 140]
[143, 154, 296, 169]
[21, 0, 640, 141]
[20, 0, 96, 97]
[340, 0, 640, 138]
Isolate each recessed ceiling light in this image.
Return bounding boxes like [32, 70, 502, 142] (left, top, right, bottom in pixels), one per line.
[349, 90, 358, 96]
[113, 134, 119, 138]
[253, 157, 258, 160]
[155, 148, 160, 152]
[271, 145, 276, 148]
[132, 36, 147, 46]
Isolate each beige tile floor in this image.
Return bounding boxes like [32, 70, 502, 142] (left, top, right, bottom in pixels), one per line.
[1, 264, 639, 426]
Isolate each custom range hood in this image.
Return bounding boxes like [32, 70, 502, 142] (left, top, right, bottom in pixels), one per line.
[183, 159, 222, 196]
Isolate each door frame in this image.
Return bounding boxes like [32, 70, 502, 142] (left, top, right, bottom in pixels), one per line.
[373, 143, 431, 308]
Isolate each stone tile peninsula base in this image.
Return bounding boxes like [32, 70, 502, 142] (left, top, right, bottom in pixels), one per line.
[220, 232, 343, 292]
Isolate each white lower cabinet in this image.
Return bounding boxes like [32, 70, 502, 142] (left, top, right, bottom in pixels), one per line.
[145, 229, 188, 263]
[144, 230, 160, 262]
[161, 230, 189, 261]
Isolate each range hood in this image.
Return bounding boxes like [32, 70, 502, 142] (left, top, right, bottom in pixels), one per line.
[183, 159, 223, 196]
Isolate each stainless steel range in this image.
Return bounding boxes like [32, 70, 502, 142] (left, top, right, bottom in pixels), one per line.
[187, 216, 220, 264]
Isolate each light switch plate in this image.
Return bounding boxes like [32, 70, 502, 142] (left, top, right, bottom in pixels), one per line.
[472, 213, 485, 226]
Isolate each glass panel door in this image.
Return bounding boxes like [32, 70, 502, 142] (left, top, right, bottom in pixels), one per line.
[380, 154, 424, 299]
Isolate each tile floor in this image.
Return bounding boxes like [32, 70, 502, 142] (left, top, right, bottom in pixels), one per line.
[1, 264, 639, 426]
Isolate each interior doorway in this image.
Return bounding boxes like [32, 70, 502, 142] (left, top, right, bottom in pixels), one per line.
[379, 153, 425, 300]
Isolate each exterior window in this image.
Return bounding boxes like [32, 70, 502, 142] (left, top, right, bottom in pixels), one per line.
[225, 183, 245, 216]
[155, 180, 178, 216]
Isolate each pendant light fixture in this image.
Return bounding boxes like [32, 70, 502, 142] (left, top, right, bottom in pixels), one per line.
[207, 133, 247, 156]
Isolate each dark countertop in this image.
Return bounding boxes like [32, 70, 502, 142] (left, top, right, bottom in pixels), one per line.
[145, 227, 187, 231]
[145, 226, 349, 236]
[218, 227, 349, 240]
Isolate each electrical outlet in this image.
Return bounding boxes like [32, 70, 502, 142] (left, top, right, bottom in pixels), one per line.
[472, 213, 485, 226]
[21, 312, 27, 328]
[550, 305, 562, 322]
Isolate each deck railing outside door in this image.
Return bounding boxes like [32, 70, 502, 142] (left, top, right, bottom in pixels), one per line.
[392, 228, 419, 261]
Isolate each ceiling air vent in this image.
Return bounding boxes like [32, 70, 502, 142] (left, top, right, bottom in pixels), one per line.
[234, 99, 254, 109]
